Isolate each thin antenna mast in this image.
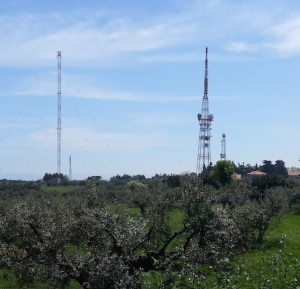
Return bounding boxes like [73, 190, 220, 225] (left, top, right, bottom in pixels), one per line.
[220, 134, 226, 160]
[57, 51, 62, 176]
[69, 155, 72, 181]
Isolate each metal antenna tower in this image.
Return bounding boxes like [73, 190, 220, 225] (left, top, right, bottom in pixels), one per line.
[57, 51, 62, 175]
[220, 133, 226, 160]
[196, 47, 214, 174]
[69, 155, 72, 181]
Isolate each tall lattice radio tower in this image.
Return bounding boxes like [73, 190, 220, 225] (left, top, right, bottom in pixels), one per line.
[196, 47, 214, 174]
[57, 51, 62, 175]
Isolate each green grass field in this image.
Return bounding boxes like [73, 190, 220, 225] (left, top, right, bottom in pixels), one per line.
[199, 205, 300, 288]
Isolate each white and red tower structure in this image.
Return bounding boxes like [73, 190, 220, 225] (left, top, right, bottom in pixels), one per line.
[57, 51, 62, 175]
[196, 47, 214, 174]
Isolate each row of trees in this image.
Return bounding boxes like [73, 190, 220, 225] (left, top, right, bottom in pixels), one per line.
[41, 158, 291, 189]
[232, 159, 288, 176]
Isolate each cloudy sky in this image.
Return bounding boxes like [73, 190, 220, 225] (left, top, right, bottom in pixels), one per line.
[1, 0, 300, 180]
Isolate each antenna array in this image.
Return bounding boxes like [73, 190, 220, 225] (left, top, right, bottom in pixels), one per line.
[196, 47, 214, 174]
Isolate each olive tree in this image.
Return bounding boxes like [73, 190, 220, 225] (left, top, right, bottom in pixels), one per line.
[0, 179, 291, 288]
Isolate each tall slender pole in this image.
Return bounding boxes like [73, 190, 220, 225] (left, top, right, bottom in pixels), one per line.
[57, 51, 62, 176]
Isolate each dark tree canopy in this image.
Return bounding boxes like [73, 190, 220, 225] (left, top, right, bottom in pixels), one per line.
[233, 162, 257, 176]
[275, 160, 288, 176]
[86, 175, 102, 181]
[166, 174, 181, 188]
[209, 160, 235, 186]
[259, 160, 288, 176]
[43, 173, 69, 185]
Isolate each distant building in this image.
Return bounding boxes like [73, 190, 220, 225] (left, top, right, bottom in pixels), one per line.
[287, 170, 300, 179]
[232, 173, 241, 180]
[246, 170, 266, 180]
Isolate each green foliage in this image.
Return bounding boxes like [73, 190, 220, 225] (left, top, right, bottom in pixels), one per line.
[41, 185, 84, 194]
[126, 180, 148, 192]
[86, 176, 101, 181]
[0, 177, 298, 288]
[0, 180, 41, 200]
[43, 173, 69, 186]
[209, 160, 234, 186]
[259, 160, 288, 176]
[166, 174, 181, 188]
[251, 174, 294, 194]
[210, 207, 300, 289]
[233, 162, 257, 176]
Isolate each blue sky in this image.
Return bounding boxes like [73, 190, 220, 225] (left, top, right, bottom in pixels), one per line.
[1, 0, 300, 180]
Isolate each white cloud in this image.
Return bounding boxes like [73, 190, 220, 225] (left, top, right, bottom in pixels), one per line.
[226, 42, 256, 53]
[0, 1, 298, 68]
[268, 16, 300, 56]
[0, 9, 199, 67]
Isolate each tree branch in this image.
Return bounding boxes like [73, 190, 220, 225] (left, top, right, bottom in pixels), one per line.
[104, 229, 124, 256]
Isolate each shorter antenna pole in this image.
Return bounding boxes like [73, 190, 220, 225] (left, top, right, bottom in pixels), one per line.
[69, 155, 72, 181]
[220, 133, 226, 160]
